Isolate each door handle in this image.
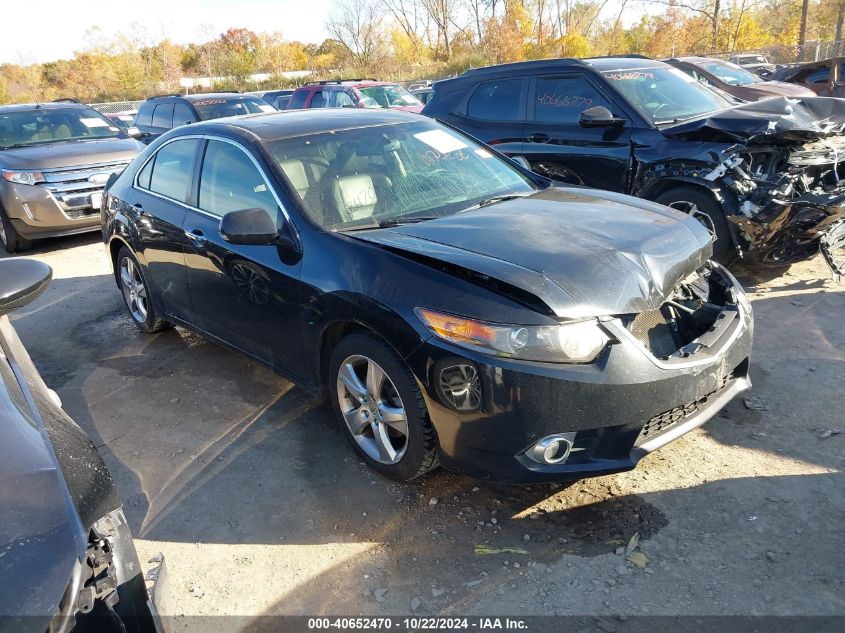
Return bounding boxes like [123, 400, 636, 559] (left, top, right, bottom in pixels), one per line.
[185, 229, 207, 246]
[528, 133, 551, 143]
[132, 202, 147, 216]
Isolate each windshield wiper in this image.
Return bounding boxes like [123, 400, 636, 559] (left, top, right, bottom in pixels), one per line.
[336, 216, 438, 232]
[460, 192, 533, 212]
[0, 143, 35, 150]
[377, 216, 437, 227]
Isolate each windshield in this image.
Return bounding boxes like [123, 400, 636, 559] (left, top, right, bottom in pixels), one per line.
[736, 55, 768, 65]
[0, 107, 125, 148]
[267, 119, 536, 230]
[698, 60, 761, 86]
[192, 97, 275, 121]
[357, 85, 421, 109]
[603, 66, 734, 125]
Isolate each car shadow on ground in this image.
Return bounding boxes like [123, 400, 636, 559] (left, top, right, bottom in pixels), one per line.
[9, 251, 845, 623]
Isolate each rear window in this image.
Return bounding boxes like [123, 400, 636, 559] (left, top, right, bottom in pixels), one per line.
[136, 103, 154, 127]
[467, 79, 523, 121]
[191, 97, 274, 121]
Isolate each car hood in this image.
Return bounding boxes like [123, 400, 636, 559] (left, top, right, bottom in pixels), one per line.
[661, 96, 845, 143]
[0, 403, 84, 625]
[352, 187, 713, 319]
[0, 137, 143, 170]
[748, 81, 816, 98]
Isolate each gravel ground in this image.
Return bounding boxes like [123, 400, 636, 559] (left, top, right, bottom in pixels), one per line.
[5, 234, 844, 630]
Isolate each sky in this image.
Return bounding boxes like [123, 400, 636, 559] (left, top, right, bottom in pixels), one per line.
[1, 0, 333, 64]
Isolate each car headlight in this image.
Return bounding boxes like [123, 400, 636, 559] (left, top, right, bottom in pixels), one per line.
[416, 307, 610, 363]
[2, 170, 45, 185]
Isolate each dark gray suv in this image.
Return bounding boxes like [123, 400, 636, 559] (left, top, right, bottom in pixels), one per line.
[0, 103, 143, 252]
[134, 93, 276, 143]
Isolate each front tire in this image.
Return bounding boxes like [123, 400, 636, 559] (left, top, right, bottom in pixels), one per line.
[117, 247, 172, 333]
[654, 186, 735, 263]
[329, 331, 438, 481]
[0, 206, 33, 253]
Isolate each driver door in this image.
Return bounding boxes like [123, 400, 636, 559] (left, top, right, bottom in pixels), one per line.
[181, 138, 304, 373]
[523, 74, 632, 191]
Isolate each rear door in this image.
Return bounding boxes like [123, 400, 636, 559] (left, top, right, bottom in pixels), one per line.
[181, 137, 304, 372]
[523, 73, 632, 191]
[447, 77, 526, 157]
[129, 137, 201, 320]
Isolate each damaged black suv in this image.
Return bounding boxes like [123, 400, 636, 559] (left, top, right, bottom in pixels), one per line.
[424, 57, 845, 274]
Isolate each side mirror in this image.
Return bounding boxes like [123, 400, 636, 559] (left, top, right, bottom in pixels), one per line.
[510, 155, 532, 170]
[126, 126, 143, 138]
[0, 260, 52, 316]
[579, 106, 625, 128]
[219, 208, 280, 245]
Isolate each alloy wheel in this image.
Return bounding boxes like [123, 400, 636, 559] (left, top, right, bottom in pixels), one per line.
[336, 354, 409, 465]
[120, 256, 148, 323]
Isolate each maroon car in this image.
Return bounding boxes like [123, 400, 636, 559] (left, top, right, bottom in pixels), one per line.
[666, 57, 815, 101]
[287, 80, 423, 113]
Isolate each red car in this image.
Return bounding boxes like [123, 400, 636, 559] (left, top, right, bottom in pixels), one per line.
[287, 80, 423, 113]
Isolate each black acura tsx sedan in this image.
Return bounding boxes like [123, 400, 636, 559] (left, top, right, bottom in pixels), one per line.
[102, 109, 753, 483]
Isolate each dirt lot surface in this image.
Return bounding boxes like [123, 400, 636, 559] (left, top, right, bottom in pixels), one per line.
[5, 234, 844, 630]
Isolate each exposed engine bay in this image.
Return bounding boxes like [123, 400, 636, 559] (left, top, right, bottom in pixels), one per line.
[714, 135, 845, 275]
[624, 264, 744, 361]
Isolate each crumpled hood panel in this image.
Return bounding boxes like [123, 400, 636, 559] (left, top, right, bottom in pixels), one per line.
[355, 187, 713, 318]
[661, 96, 845, 144]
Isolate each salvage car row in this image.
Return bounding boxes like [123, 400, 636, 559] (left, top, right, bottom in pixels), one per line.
[0, 52, 843, 631]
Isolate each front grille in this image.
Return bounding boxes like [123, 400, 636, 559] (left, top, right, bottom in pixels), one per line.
[65, 208, 100, 220]
[40, 161, 129, 214]
[629, 308, 678, 359]
[635, 372, 734, 446]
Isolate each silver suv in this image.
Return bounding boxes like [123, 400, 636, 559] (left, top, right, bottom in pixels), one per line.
[0, 102, 143, 252]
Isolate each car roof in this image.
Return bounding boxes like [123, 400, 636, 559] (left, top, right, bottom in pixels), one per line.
[0, 102, 91, 113]
[297, 81, 400, 89]
[194, 108, 422, 142]
[583, 56, 669, 71]
[183, 93, 255, 102]
[671, 56, 719, 64]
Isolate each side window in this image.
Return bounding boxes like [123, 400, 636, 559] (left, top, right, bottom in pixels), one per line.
[335, 91, 355, 108]
[689, 69, 712, 86]
[137, 158, 153, 189]
[807, 67, 830, 84]
[288, 90, 308, 109]
[172, 102, 196, 126]
[533, 76, 614, 124]
[198, 140, 280, 221]
[152, 103, 174, 129]
[310, 90, 325, 108]
[466, 79, 524, 121]
[135, 103, 154, 127]
[146, 138, 200, 203]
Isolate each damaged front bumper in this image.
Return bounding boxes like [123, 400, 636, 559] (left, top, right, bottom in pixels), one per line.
[728, 187, 845, 275]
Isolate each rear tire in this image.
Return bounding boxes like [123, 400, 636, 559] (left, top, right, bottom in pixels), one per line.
[0, 206, 33, 253]
[329, 331, 438, 481]
[116, 247, 172, 333]
[654, 186, 735, 263]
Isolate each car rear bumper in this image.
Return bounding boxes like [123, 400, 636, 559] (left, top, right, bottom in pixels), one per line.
[406, 271, 754, 483]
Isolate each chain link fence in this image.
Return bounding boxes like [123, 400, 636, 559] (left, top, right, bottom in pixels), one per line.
[89, 100, 144, 114]
[709, 40, 844, 66]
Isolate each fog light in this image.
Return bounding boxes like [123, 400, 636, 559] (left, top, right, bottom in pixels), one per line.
[528, 433, 576, 465]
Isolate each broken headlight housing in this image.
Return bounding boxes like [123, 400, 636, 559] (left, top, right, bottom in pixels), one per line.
[416, 308, 610, 363]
